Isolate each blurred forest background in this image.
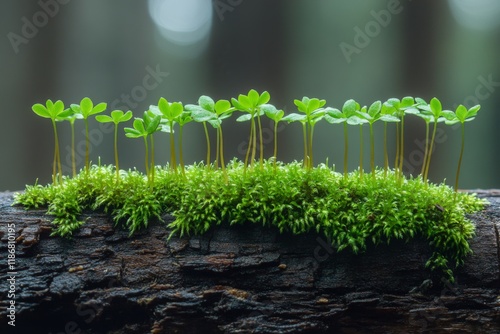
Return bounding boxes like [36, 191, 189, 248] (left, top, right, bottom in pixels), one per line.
[1, 0, 499, 191]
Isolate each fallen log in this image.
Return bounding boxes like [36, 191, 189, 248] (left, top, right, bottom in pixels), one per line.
[0, 190, 499, 333]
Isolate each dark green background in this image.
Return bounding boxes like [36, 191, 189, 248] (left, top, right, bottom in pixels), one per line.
[1, 0, 499, 190]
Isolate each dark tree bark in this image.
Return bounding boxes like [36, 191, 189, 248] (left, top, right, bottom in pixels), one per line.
[0, 191, 499, 333]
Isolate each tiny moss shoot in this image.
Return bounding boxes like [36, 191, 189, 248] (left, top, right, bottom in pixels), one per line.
[19, 91, 485, 282]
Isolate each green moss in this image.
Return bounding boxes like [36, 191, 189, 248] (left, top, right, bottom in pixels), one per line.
[13, 160, 486, 281]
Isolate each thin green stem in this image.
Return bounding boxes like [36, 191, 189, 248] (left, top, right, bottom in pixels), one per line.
[257, 113, 264, 170]
[398, 115, 405, 181]
[251, 117, 257, 168]
[421, 121, 430, 177]
[143, 136, 149, 182]
[454, 123, 465, 194]
[302, 122, 308, 169]
[309, 124, 315, 170]
[84, 119, 90, 171]
[203, 122, 210, 168]
[359, 124, 363, 179]
[219, 126, 227, 183]
[370, 123, 375, 178]
[179, 125, 185, 175]
[424, 121, 438, 183]
[71, 122, 76, 177]
[150, 134, 155, 185]
[394, 122, 400, 176]
[215, 125, 220, 169]
[343, 123, 348, 178]
[51, 119, 58, 184]
[169, 121, 177, 172]
[383, 123, 388, 177]
[273, 120, 278, 170]
[244, 114, 254, 170]
[114, 124, 119, 181]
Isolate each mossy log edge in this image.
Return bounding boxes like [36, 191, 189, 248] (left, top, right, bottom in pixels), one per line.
[0, 191, 499, 333]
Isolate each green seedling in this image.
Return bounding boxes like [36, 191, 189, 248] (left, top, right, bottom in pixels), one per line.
[384, 96, 416, 181]
[418, 97, 449, 183]
[262, 104, 285, 170]
[380, 103, 397, 176]
[176, 111, 193, 174]
[60, 108, 83, 177]
[232, 89, 271, 170]
[356, 106, 369, 179]
[187, 96, 234, 175]
[152, 98, 183, 172]
[443, 104, 480, 193]
[404, 98, 432, 176]
[124, 111, 161, 184]
[21, 91, 486, 283]
[32, 99, 72, 184]
[96, 110, 133, 181]
[70, 97, 107, 171]
[324, 99, 364, 177]
[282, 97, 327, 170]
[357, 101, 400, 178]
[186, 96, 215, 168]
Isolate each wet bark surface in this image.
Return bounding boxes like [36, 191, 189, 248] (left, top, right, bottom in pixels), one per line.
[0, 190, 499, 333]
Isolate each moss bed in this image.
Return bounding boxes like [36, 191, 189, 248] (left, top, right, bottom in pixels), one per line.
[14, 159, 486, 281]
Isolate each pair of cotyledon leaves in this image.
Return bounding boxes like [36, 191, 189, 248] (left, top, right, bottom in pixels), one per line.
[32, 97, 111, 124]
[125, 98, 191, 139]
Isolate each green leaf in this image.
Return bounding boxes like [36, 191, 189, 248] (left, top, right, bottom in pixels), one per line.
[133, 118, 146, 134]
[32, 104, 50, 118]
[385, 98, 400, 109]
[80, 97, 93, 114]
[95, 115, 114, 123]
[238, 94, 253, 110]
[236, 114, 252, 122]
[231, 98, 247, 112]
[215, 99, 233, 114]
[158, 98, 169, 115]
[466, 105, 480, 118]
[248, 89, 259, 106]
[46, 99, 54, 111]
[442, 109, 457, 121]
[368, 101, 382, 117]
[199, 95, 215, 112]
[308, 99, 321, 113]
[170, 102, 184, 118]
[342, 99, 357, 116]
[430, 97, 442, 116]
[146, 113, 161, 134]
[347, 116, 368, 125]
[53, 100, 65, 115]
[282, 113, 307, 123]
[258, 91, 270, 105]
[89, 102, 107, 116]
[401, 96, 414, 108]
[379, 115, 400, 122]
[191, 109, 216, 122]
[119, 110, 133, 122]
[325, 107, 342, 118]
[294, 99, 307, 113]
